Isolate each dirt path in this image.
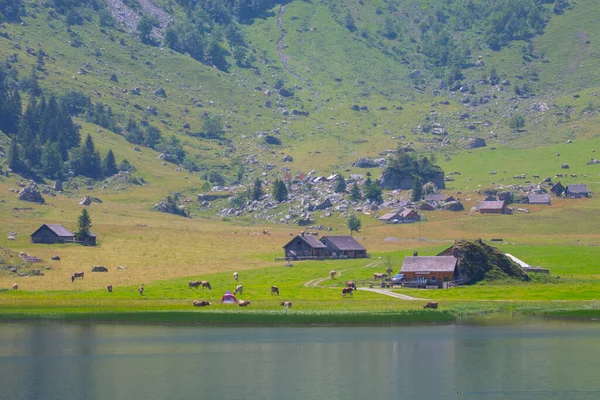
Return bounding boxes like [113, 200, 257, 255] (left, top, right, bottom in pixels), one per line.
[358, 287, 425, 301]
[276, 5, 290, 69]
[303, 261, 382, 287]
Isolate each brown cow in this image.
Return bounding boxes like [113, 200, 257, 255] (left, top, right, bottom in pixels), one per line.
[201, 281, 212, 290]
[423, 302, 438, 309]
[138, 286, 144, 296]
[189, 281, 201, 289]
[234, 285, 243, 295]
[73, 271, 84, 279]
[271, 286, 279, 295]
[281, 301, 292, 308]
[106, 285, 113, 293]
[329, 270, 336, 279]
[12, 283, 18, 290]
[238, 300, 251, 307]
[345, 281, 357, 290]
[193, 300, 211, 307]
[342, 287, 353, 297]
[373, 273, 387, 280]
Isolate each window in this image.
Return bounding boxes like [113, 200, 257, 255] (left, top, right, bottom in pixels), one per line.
[443, 276, 449, 282]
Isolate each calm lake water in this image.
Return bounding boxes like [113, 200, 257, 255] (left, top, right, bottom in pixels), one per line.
[0, 320, 599, 400]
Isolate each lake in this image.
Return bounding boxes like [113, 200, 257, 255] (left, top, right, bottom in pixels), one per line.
[0, 320, 599, 400]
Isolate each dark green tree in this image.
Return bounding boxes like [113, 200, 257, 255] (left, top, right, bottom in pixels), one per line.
[347, 214, 362, 236]
[412, 176, 423, 202]
[8, 137, 21, 172]
[41, 142, 63, 179]
[364, 177, 383, 204]
[102, 149, 118, 177]
[202, 114, 224, 139]
[137, 15, 158, 44]
[334, 174, 346, 193]
[272, 179, 288, 202]
[75, 208, 93, 244]
[250, 178, 263, 201]
[350, 182, 362, 201]
[509, 114, 525, 131]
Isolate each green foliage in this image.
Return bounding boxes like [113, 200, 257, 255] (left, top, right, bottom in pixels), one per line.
[346, 214, 361, 235]
[137, 15, 158, 44]
[156, 135, 185, 164]
[86, 102, 117, 131]
[205, 170, 225, 186]
[0, 0, 23, 22]
[334, 174, 346, 193]
[363, 177, 383, 204]
[381, 150, 444, 190]
[349, 183, 362, 201]
[249, 178, 263, 201]
[202, 114, 224, 139]
[412, 176, 423, 202]
[509, 114, 526, 131]
[228, 192, 247, 210]
[160, 193, 188, 217]
[118, 159, 134, 172]
[75, 208, 93, 244]
[102, 149, 118, 177]
[69, 133, 102, 179]
[60, 90, 90, 116]
[272, 178, 288, 202]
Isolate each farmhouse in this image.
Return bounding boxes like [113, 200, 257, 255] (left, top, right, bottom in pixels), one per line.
[283, 233, 327, 259]
[320, 236, 368, 259]
[478, 200, 507, 214]
[398, 208, 421, 223]
[400, 256, 458, 287]
[378, 212, 402, 223]
[565, 184, 590, 198]
[31, 224, 74, 244]
[527, 194, 551, 205]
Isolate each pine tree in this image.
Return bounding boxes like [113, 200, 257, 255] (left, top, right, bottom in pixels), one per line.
[102, 149, 118, 177]
[334, 174, 346, 193]
[412, 176, 424, 202]
[8, 137, 21, 172]
[249, 178, 263, 201]
[350, 183, 362, 201]
[41, 142, 63, 179]
[75, 208, 93, 245]
[272, 179, 288, 202]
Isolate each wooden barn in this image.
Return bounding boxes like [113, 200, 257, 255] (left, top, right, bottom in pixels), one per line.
[31, 224, 74, 244]
[283, 233, 327, 259]
[378, 212, 402, 223]
[320, 236, 368, 259]
[550, 182, 565, 196]
[400, 256, 458, 288]
[565, 184, 590, 198]
[398, 208, 421, 223]
[479, 200, 507, 214]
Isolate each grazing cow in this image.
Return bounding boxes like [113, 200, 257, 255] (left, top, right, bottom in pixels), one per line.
[71, 275, 75, 283]
[189, 281, 201, 289]
[238, 300, 251, 307]
[234, 285, 243, 295]
[73, 271, 84, 279]
[233, 272, 239, 281]
[329, 270, 336, 279]
[271, 286, 279, 295]
[373, 273, 387, 280]
[51, 256, 60, 261]
[106, 285, 113, 293]
[138, 286, 144, 296]
[281, 301, 292, 308]
[201, 281, 212, 290]
[12, 283, 18, 290]
[192, 300, 211, 307]
[345, 281, 357, 290]
[342, 287, 353, 298]
[423, 302, 439, 309]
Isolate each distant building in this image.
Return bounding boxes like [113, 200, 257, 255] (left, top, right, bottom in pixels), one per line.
[378, 212, 402, 223]
[479, 200, 507, 214]
[400, 256, 458, 287]
[398, 208, 421, 223]
[418, 202, 436, 211]
[550, 182, 565, 196]
[320, 236, 368, 259]
[283, 233, 327, 259]
[527, 194, 551, 205]
[31, 224, 74, 244]
[423, 193, 444, 202]
[565, 184, 590, 198]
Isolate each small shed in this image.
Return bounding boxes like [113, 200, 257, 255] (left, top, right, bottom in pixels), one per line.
[550, 182, 565, 196]
[398, 208, 421, 223]
[283, 233, 327, 259]
[378, 212, 402, 223]
[31, 224, 74, 244]
[320, 236, 368, 259]
[565, 184, 590, 198]
[527, 194, 551, 205]
[400, 256, 458, 287]
[479, 200, 507, 214]
[418, 202, 436, 211]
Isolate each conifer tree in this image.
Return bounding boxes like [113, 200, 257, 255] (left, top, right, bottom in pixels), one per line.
[350, 183, 362, 201]
[41, 142, 63, 179]
[334, 174, 347, 193]
[272, 179, 288, 202]
[75, 208, 93, 244]
[102, 149, 118, 177]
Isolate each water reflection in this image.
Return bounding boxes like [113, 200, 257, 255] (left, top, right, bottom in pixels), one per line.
[0, 322, 598, 400]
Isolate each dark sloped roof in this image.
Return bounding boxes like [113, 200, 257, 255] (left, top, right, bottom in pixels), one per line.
[400, 208, 418, 218]
[283, 234, 327, 249]
[527, 194, 551, 204]
[566, 184, 589, 193]
[424, 194, 444, 202]
[379, 212, 400, 221]
[401, 256, 458, 273]
[321, 236, 366, 251]
[32, 224, 74, 237]
[479, 200, 505, 210]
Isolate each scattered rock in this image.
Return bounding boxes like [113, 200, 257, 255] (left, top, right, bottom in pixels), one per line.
[154, 88, 166, 97]
[282, 155, 293, 162]
[79, 196, 92, 206]
[265, 135, 282, 145]
[109, 74, 118, 82]
[466, 138, 487, 149]
[18, 181, 45, 204]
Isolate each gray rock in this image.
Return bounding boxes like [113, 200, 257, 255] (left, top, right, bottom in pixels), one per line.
[466, 138, 487, 149]
[109, 74, 118, 82]
[18, 181, 45, 204]
[282, 155, 293, 162]
[154, 88, 167, 97]
[53, 180, 63, 191]
[265, 135, 281, 145]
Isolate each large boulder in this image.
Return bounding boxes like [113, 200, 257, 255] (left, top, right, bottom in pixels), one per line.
[265, 135, 281, 145]
[466, 138, 487, 149]
[18, 181, 45, 204]
[79, 196, 92, 206]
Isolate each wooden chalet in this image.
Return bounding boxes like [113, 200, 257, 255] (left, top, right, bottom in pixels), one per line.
[398, 208, 421, 223]
[527, 194, 551, 205]
[378, 212, 402, 223]
[31, 224, 74, 244]
[400, 256, 458, 287]
[565, 184, 590, 198]
[320, 236, 368, 259]
[418, 202, 436, 211]
[283, 233, 327, 259]
[479, 200, 507, 214]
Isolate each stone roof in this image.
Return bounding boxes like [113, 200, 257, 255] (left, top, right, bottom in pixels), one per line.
[321, 236, 366, 251]
[479, 200, 505, 210]
[401, 256, 458, 273]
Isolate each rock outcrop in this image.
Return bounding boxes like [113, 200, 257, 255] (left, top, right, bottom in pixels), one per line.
[18, 181, 45, 204]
